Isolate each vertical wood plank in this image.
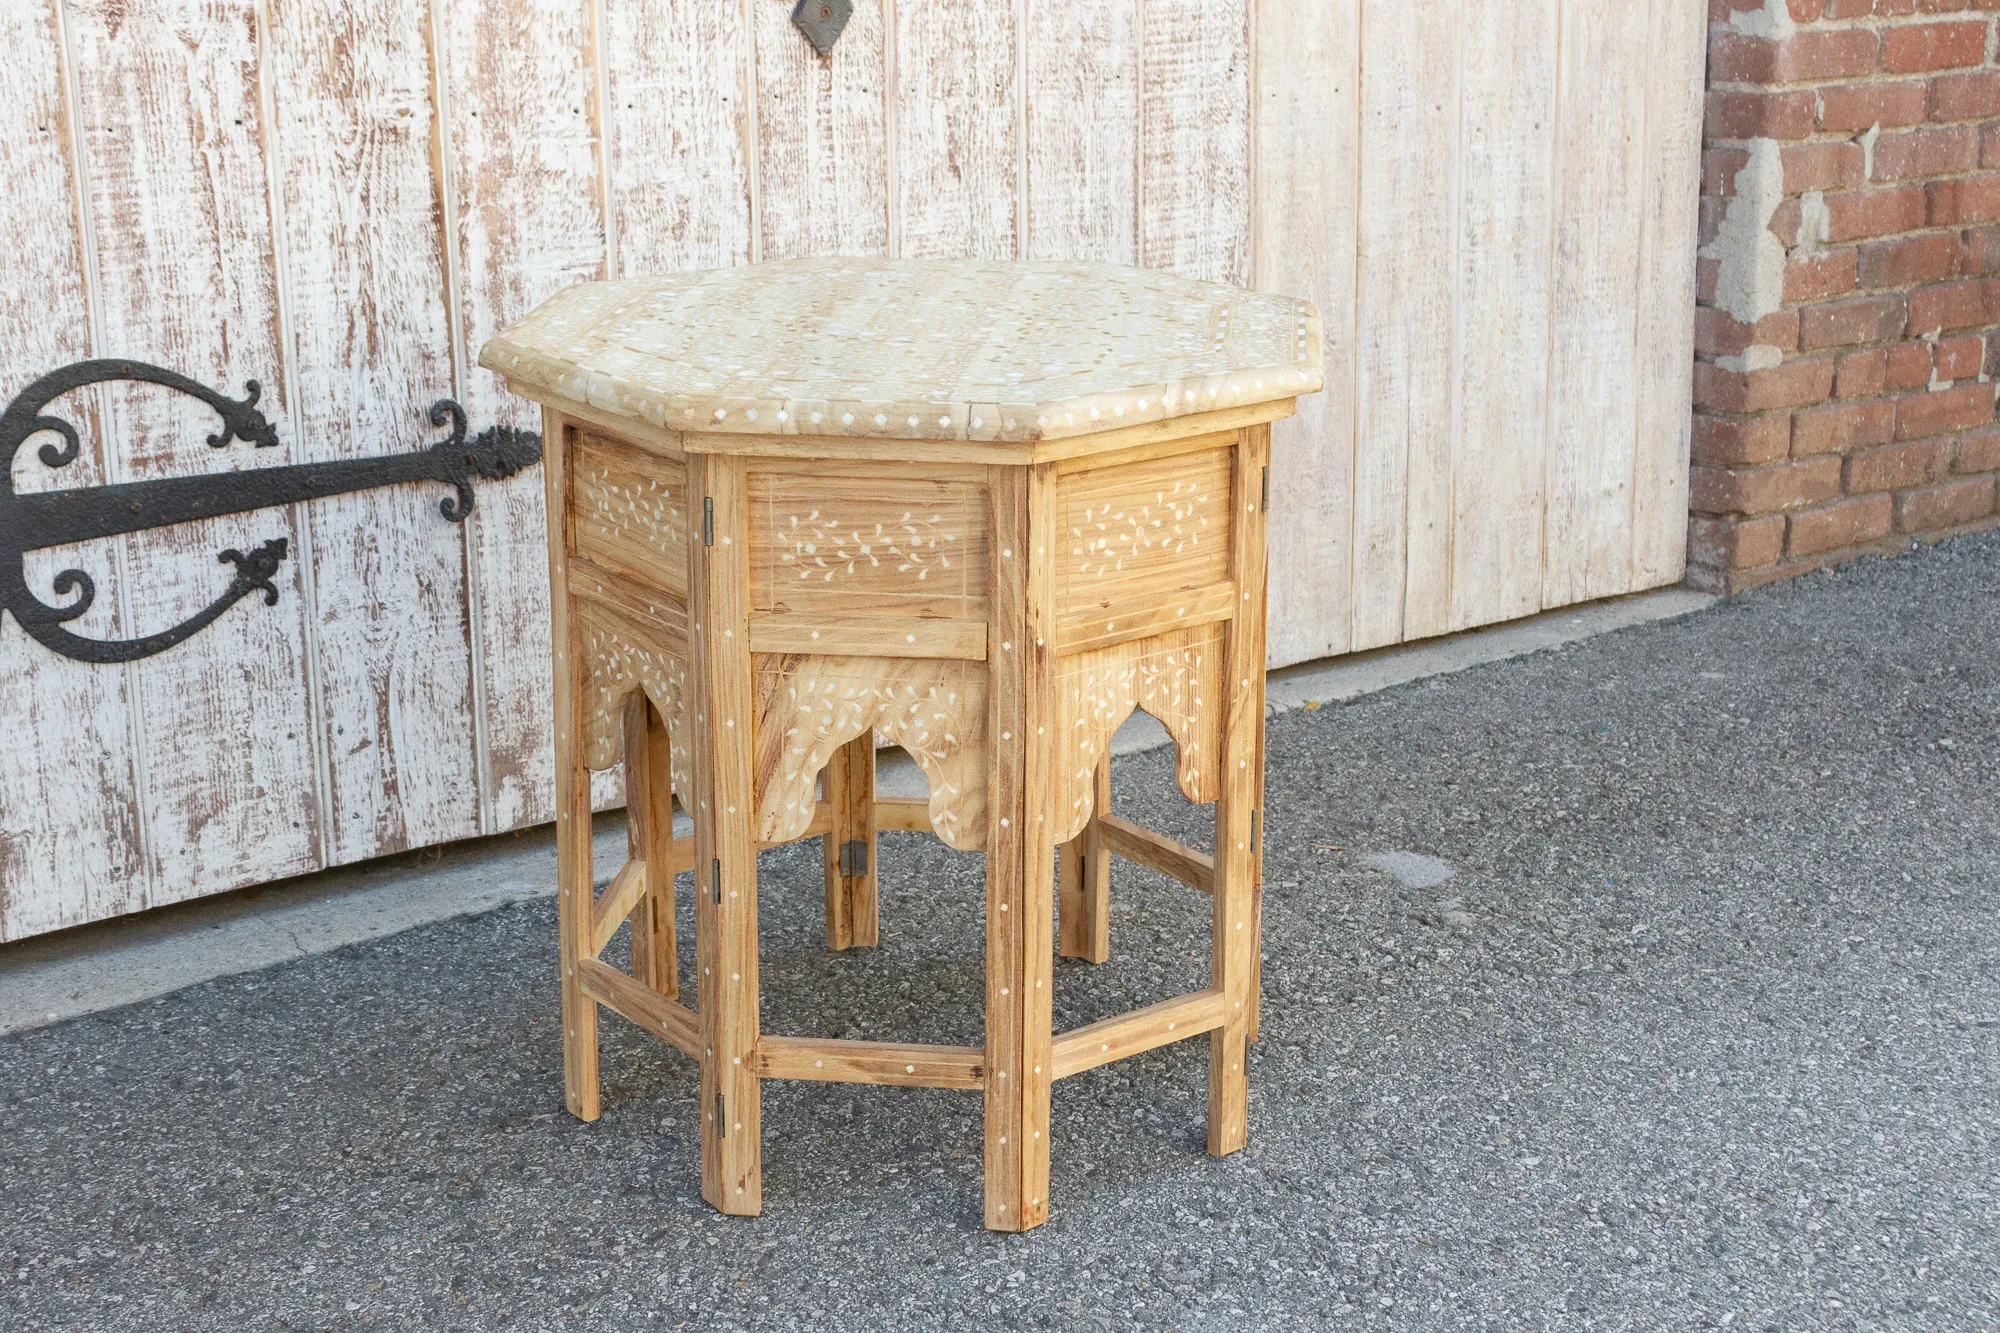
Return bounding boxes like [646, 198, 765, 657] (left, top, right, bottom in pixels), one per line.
[1543, 0, 1650, 608]
[1447, 0, 1558, 631]
[264, 0, 478, 861]
[1022, 0, 1137, 264]
[1351, 0, 1459, 651]
[984, 464, 1054, 1232]
[690, 451, 761, 1215]
[442, 0, 609, 833]
[66, 0, 324, 907]
[1251, 0, 1357, 667]
[1630, 0, 1704, 591]
[541, 410, 600, 1121]
[603, 0, 754, 275]
[890, 1, 1017, 260]
[753, 0, 889, 261]
[1209, 424, 1268, 1156]
[1139, 0, 1250, 285]
[0, 2, 146, 940]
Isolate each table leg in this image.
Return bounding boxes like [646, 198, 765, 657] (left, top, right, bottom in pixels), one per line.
[692, 453, 761, 1215]
[1057, 758, 1111, 963]
[541, 409, 600, 1123]
[822, 733, 878, 950]
[984, 465, 1055, 1232]
[626, 694, 678, 999]
[1209, 423, 1269, 1157]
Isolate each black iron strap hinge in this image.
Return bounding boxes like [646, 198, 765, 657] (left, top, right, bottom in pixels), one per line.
[838, 839, 868, 878]
[711, 857, 722, 904]
[1260, 465, 1269, 513]
[703, 497, 714, 546]
[0, 358, 539, 664]
[716, 1091, 726, 1139]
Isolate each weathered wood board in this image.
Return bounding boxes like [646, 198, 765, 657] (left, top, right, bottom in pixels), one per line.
[0, 0, 1704, 938]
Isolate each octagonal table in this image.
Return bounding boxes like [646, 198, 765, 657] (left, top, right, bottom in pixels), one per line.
[482, 257, 1322, 1231]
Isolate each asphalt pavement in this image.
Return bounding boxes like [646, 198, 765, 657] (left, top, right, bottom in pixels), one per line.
[2, 534, 1995, 1331]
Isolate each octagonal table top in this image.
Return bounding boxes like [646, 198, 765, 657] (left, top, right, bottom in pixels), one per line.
[479, 257, 1322, 446]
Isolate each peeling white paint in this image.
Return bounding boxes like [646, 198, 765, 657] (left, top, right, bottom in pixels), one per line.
[1700, 138, 1788, 326]
[1716, 345, 1786, 374]
[1726, 0, 1797, 41]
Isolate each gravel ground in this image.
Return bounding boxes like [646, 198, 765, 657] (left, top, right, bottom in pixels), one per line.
[3, 534, 1997, 1332]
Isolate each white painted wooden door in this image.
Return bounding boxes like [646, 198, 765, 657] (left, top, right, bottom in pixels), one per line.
[0, 0, 1704, 939]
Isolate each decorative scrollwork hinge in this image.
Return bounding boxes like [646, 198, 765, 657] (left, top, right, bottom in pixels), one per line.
[0, 358, 541, 664]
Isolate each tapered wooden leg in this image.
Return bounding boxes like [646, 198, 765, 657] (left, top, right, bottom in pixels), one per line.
[691, 453, 761, 1214]
[542, 409, 599, 1122]
[822, 733, 878, 950]
[984, 465, 1055, 1232]
[1057, 758, 1111, 963]
[626, 695, 677, 999]
[1210, 424, 1269, 1156]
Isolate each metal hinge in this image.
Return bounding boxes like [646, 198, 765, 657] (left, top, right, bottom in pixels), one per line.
[1260, 465, 1269, 513]
[716, 1091, 726, 1139]
[838, 839, 868, 878]
[1251, 808, 1260, 854]
[711, 857, 722, 904]
[702, 496, 714, 545]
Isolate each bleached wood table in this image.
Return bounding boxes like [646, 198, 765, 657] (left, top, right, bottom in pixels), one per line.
[481, 257, 1322, 1231]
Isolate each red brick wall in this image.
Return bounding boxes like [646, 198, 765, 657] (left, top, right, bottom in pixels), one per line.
[1694, 0, 2000, 592]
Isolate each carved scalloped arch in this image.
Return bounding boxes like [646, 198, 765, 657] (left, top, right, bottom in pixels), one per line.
[754, 656, 988, 851]
[1053, 624, 1224, 844]
[577, 602, 691, 797]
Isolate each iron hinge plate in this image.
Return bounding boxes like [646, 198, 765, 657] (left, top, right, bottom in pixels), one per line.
[791, 0, 852, 56]
[838, 839, 869, 878]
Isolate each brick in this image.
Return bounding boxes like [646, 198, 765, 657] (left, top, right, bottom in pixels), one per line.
[1837, 347, 1890, 397]
[1896, 475, 1998, 529]
[1896, 380, 2000, 437]
[1693, 412, 1795, 466]
[1848, 436, 1953, 490]
[1932, 70, 2000, 121]
[1785, 142, 1868, 193]
[1888, 340, 1937, 388]
[1711, 30, 1879, 84]
[1856, 232, 1965, 286]
[1785, 248, 1860, 302]
[1927, 173, 2000, 223]
[1703, 147, 1752, 198]
[1936, 332, 1986, 378]
[1817, 80, 1931, 133]
[1688, 514, 1787, 571]
[1691, 457, 1844, 515]
[1906, 277, 2000, 331]
[1965, 225, 2000, 273]
[1801, 294, 1910, 348]
[1787, 495, 1895, 555]
[1957, 423, 2000, 469]
[1695, 307, 1800, 358]
[1871, 125, 1981, 180]
[1706, 90, 1818, 141]
[1770, 197, 1805, 248]
[1824, 187, 1929, 241]
[1695, 357, 1838, 413]
[1793, 398, 1899, 453]
[1880, 21, 1987, 74]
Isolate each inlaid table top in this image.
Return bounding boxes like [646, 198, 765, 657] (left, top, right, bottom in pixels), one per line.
[479, 257, 1322, 446]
